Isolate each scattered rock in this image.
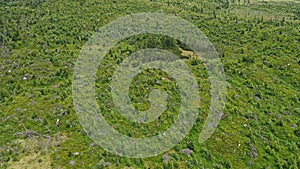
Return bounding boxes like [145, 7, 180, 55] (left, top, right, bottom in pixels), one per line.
[29, 101, 36, 106]
[69, 160, 75, 166]
[182, 148, 193, 157]
[56, 119, 60, 126]
[28, 94, 35, 98]
[191, 84, 198, 89]
[104, 162, 111, 167]
[219, 112, 226, 119]
[22, 74, 31, 80]
[163, 154, 170, 163]
[37, 117, 43, 123]
[53, 84, 60, 88]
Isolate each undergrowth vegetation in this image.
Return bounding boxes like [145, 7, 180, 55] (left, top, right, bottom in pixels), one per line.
[0, 0, 299, 168]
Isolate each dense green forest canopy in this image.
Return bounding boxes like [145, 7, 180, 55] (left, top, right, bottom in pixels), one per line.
[0, 0, 299, 168]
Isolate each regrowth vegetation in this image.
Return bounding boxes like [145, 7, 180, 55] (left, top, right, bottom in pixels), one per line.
[0, 0, 299, 168]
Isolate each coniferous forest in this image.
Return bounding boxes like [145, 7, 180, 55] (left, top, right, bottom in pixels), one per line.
[0, 0, 299, 168]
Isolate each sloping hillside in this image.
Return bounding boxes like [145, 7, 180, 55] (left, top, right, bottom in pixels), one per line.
[1, 0, 299, 168]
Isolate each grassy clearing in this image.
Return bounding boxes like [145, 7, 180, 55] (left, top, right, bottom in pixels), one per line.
[5, 135, 67, 169]
[7, 151, 52, 169]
